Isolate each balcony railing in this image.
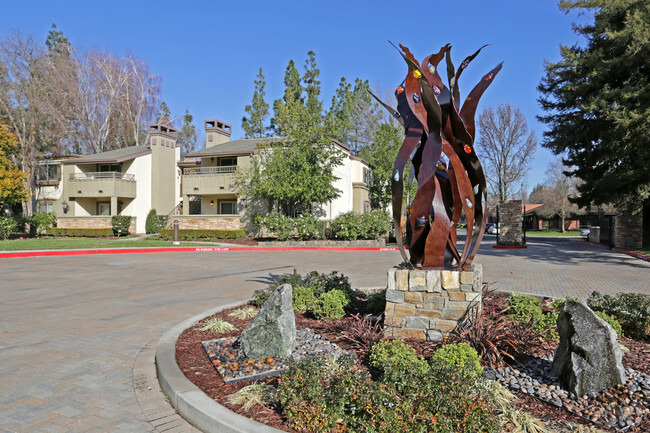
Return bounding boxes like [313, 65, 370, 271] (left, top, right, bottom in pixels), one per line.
[183, 166, 237, 175]
[69, 172, 135, 181]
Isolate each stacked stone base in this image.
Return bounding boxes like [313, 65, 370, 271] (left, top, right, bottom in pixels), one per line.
[384, 265, 482, 341]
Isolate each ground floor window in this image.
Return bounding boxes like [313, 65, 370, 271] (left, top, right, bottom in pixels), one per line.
[37, 202, 54, 213]
[98, 202, 111, 215]
[219, 200, 237, 215]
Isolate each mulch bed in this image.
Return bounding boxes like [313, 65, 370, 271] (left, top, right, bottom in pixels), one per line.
[174, 295, 650, 432]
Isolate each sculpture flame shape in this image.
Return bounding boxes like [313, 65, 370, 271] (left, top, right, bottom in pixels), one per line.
[372, 43, 502, 270]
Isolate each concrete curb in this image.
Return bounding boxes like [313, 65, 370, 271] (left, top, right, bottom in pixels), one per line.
[155, 302, 284, 433]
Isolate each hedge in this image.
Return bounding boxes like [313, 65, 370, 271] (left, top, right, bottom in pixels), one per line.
[160, 228, 247, 240]
[47, 228, 114, 237]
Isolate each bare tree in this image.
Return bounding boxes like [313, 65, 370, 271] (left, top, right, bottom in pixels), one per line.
[70, 48, 161, 153]
[476, 104, 537, 201]
[539, 160, 582, 232]
[0, 31, 74, 214]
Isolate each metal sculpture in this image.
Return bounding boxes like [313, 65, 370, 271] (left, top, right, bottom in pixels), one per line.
[372, 43, 502, 270]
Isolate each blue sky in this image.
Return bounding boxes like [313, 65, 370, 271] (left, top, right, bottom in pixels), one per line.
[1, 0, 587, 192]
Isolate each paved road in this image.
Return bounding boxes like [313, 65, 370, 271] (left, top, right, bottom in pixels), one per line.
[0, 237, 648, 432]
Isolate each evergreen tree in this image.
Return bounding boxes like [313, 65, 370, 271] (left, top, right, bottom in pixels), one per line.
[45, 23, 70, 56]
[270, 60, 302, 136]
[538, 0, 650, 212]
[177, 109, 197, 154]
[360, 123, 402, 209]
[157, 102, 171, 123]
[302, 51, 323, 125]
[242, 67, 270, 138]
[242, 52, 342, 216]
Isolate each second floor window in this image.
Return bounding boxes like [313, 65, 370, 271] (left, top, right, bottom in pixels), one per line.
[37, 163, 60, 183]
[218, 157, 237, 167]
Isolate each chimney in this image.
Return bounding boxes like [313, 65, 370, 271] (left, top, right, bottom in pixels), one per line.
[204, 119, 232, 148]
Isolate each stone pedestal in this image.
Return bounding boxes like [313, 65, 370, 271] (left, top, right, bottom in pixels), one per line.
[384, 265, 483, 341]
[499, 200, 524, 246]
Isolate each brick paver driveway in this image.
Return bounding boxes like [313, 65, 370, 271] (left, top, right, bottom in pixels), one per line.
[0, 237, 648, 432]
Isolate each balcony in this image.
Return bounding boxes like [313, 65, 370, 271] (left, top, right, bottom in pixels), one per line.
[182, 166, 239, 195]
[67, 172, 136, 198]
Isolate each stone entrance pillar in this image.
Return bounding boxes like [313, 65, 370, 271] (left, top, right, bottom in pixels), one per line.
[498, 200, 524, 246]
[383, 265, 483, 341]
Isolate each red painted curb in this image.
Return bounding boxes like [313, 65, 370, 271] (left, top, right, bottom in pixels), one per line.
[492, 244, 528, 249]
[0, 246, 400, 259]
[582, 241, 650, 262]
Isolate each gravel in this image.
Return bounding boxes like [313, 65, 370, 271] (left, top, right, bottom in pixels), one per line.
[487, 353, 650, 431]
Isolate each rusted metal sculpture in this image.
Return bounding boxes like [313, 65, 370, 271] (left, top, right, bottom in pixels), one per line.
[373, 43, 502, 270]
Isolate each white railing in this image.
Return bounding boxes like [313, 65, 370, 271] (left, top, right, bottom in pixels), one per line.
[69, 172, 135, 181]
[183, 166, 237, 175]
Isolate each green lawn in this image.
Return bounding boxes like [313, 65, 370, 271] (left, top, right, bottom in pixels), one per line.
[634, 248, 650, 256]
[0, 236, 225, 251]
[525, 230, 582, 237]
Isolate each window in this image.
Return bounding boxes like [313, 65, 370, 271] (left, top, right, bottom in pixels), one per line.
[99, 164, 121, 172]
[218, 157, 237, 167]
[37, 202, 53, 213]
[36, 163, 60, 183]
[219, 201, 237, 215]
[98, 203, 111, 215]
[363, 167, 373, 186]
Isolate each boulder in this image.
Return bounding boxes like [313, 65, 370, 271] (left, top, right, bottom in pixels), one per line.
[240, 284, 296, 359]
[551, 300, 625, 396]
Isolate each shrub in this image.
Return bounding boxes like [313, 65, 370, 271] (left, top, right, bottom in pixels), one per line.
[587, 291, 650, 340]
[454, 307, 547, 367]
[160, 228, 247, 240]
[366, 290, 386, 315]
[359, 209, 391, 239]
[508, 293, 543, 323]
[253, 270, 353, 316]
[263, 212, 293, 241]
[595, 311, 623, 337]
[315, 289, 348, 319]
[431, 343, 483, 378]
[293, 214, 326, 240]
[199, 318, 236, 333]
[292, 285, 319, 312]
[145, 209, 168, 234]
[30, 212, 56, 234]
[277, 355, 500, 433]
[337, 313, 385, 354]
[329, 211, 362, 240]
[46, 227, 114, 237]
[111, 215, 131, 237]
[508, 293, 557, 339]
[0, 216, 17, 240]
[369, 339, 429, 383]
[226, 383, 276, 411]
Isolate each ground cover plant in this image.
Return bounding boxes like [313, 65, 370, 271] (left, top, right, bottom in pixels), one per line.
[175, 273, 650, 433]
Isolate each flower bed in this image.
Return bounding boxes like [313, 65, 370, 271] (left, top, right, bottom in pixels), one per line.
[175, 274, 650, 433]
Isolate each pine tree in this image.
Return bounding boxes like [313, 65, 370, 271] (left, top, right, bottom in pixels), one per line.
[45, 23, 70, 56]
[243, 52, 342, 216]
[538, 0, 650, 212]
[177, 109, 197, 154]
[242, 68, 270, 138]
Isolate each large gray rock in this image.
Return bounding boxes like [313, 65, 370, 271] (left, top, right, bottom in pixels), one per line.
[240, 284, 296, 359]
[551, 300, 625, 396]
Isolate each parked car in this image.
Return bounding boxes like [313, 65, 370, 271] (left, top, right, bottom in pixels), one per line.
[485, 223, 498, 235]
[580, 228, 590, 239]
